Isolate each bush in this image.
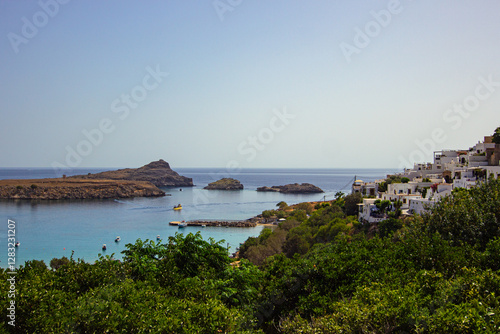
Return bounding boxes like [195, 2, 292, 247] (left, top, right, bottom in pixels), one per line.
[262, 210, 275, 219]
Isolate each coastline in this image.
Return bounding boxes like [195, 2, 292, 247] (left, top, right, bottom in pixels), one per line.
[0, 178, 165, 200]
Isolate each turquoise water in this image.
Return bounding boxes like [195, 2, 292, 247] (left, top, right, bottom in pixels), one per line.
[0, 168, 396, 267]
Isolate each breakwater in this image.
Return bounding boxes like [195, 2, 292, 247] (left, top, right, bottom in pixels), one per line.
[169, 217, 269, 227]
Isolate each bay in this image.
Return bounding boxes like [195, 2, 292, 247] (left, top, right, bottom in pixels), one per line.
[0, 167, 396, 267]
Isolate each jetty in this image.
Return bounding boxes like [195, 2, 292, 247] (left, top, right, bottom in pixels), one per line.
[169, 219, 258, 227]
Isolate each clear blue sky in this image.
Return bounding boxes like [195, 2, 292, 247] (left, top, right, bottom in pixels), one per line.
[1, 0, 500, 169]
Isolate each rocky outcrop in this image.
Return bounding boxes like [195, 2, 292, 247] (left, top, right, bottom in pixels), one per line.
[0, 179, 165, 200]
[71, 159, 193, 187]
[204, 178, 244, 190]
[256, 183, 323, 194]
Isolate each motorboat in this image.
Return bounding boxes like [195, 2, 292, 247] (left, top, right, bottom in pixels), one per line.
[15, 241, 20, 247]
[173, 204, 182, 211]
[178, 221, 187, 228]
[115, 236, 121, 242]
[102, 244, 107, 251]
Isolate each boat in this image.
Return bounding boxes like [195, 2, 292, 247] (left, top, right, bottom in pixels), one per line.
[173, 204, 182, 211]
[102, 244, 107, 251]
[15, 241, 20, 247]
[115, 236, 121, 242]
[156, 235, 161, 240]
[201, 224, 206, 228]
[178, 221, 187, 228]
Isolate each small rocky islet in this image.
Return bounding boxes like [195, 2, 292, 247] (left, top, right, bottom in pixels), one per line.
[204, 178, 244, 190]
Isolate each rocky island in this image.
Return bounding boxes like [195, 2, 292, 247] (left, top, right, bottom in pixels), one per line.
[70, 159, 193, 187]
[0, 178, 165, 200]
[257, 183, 323, 194]
[204, 178, 244, 190]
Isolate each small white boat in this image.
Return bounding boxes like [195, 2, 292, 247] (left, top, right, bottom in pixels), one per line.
[102, 244, 107, 251]
[15, 241, 20, 247]
[178, 221, 187, 228]
[201, 224, 206, 228]
[115, 236, 121, 242]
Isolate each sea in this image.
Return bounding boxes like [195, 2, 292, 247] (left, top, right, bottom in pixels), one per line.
[0, 167, 397, 268]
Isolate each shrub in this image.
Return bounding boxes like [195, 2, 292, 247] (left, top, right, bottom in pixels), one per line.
[262, 210, 275, 219]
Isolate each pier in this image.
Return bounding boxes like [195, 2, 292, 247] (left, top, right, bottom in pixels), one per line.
[169, 219, 258, 227]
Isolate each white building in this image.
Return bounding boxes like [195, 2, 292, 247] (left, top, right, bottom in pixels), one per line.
[356, 135, 500, 223]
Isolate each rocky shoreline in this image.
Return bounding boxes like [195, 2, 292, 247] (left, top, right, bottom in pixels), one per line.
[0, 178, 165, 200]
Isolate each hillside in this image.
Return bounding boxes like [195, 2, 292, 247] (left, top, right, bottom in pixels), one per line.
[70, 159, 193, 187]
[0, 178, 165, 200]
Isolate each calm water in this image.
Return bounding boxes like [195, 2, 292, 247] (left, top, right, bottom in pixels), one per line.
[0, 168, 396, 267]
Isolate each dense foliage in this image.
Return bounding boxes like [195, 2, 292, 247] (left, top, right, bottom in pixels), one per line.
[2, 180, 500, 333]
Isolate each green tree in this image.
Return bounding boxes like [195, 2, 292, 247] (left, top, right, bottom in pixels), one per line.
[421, 179, 500, 249]
[344, 192, 363, 216]
[493, 126, 500, 144]
[50, 256, 71, 270]
[276, 201, 288, 210]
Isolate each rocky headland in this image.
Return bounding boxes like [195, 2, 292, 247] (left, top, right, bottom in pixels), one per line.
[204, 178, 244, 190]
[0, 178, 165, 200]
[257, 183, 323, 194]
[70, 159, 193, 187]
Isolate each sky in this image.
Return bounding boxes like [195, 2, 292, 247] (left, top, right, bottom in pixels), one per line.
[1, 0, 500, 170]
